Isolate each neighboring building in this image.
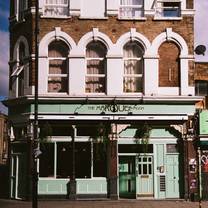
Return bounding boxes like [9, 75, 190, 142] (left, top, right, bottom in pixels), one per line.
[0, 113, 8, 165]
[5, 0, 205, 200]
[0, 112, 9, 198]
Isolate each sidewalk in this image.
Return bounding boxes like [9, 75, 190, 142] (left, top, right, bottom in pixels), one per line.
[0, 199, 208, 208]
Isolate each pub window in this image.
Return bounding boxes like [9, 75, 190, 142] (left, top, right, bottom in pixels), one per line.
[155, 1, 181, 18]
[14, 0, 28, 21]
[85, 41, 107, 93]
[119, 0, 144, 19]
[93, 143, 107, 177]
[48, 40, 69, 93]
[195, 80, 208, 96]
[43, 0, 69, 17]
[39, 143, 55, 177]
[123, 41, 144, 93]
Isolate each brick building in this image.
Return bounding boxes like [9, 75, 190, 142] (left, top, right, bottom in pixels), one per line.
[4, 0, 206, 200]
[0, 113, 8, 165]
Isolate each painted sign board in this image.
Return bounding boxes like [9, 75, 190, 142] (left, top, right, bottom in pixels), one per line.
[199, 110, 208, 135]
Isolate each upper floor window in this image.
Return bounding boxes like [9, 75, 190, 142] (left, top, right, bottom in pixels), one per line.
[48, 40, 69, 93]
[119, 0, 144, 19]
[44, 0, 69, 17]
[14, 0, 28, 21]
[123, 41, 144, 93]
[11, 42, 28, 97]
[85, 41, 107, 93]
[156, 1, 181, 18]
[195, 81, 208, 96]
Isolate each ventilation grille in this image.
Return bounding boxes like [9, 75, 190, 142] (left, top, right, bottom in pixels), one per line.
[160, 175, 166, 192]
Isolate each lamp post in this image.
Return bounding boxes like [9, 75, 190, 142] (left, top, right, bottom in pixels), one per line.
[32, 0, 39, 208]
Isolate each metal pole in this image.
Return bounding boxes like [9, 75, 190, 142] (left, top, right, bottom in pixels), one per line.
[32, 0, 39, 208]
[198, 147, 202, 208]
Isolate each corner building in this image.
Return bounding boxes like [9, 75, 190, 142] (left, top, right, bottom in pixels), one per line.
[6, 0, 202, 200]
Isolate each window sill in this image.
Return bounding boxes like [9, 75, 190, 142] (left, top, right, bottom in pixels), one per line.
[153, 17, 182, 21]
[118, 17, 146, 21]
[79, 16, 108, 20]
[41, 15, 71, 19]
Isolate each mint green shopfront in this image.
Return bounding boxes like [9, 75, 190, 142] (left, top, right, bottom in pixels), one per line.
[8, 98, 198, 200]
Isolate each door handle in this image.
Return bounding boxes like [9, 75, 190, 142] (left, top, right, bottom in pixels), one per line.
[173, 176, 176, 179]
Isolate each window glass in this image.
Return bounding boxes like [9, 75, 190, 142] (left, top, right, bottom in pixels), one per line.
[119, 0, 144, 18]
[57, 142, 91, 178]
[166, 144, 178, 153]
[93, 143, 107, 177]
[75, 142, 91, 178]
[48, 40, 69, 93]
[39, 143, 55, 177]
[123, 41, 144, 93]
[163, 2, 181, 17]
[86, 42, 107, 93]
[44, 0, 69, 17]
[195, 81, 208, 96]
[57, 142, 72, 178]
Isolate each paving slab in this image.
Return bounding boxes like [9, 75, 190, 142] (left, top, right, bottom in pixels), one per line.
[0, 199, 207, 208]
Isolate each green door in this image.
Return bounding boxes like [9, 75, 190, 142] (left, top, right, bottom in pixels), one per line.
[136, 156, 154, 197]
[10, 154, 26, 199]
[119, 156, 136, 198]
[166, 154, 179, 198]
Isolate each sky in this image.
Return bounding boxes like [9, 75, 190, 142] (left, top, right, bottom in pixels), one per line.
[194, 0, 208, 62]
[0, 1, 9, 114]
[0, 1, 208, 114]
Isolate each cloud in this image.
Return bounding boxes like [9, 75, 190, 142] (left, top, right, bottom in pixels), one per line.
[0, 30, 9, 97]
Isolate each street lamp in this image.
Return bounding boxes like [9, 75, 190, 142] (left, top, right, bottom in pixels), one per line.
[32, 0, 39, 208]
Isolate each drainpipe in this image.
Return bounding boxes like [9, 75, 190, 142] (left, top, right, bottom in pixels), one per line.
[198, 147, 202, 208]
[69, 125, 76, 200]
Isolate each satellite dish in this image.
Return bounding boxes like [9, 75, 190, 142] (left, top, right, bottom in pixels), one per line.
[195, 45, 206, 56]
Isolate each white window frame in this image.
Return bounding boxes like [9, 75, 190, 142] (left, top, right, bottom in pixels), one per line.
[14, 0, 28, 21]
[43, 0, 70, 18]
[155, 0, 181, 19]
[123, 41, 144, 94]
[47, 57, 69, 93]
[119, 0, 144, 19]
[85, 57, 106, 94]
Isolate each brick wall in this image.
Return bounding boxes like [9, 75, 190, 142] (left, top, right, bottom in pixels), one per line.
[195, 63, 208, 81]
[158, 42, 180, 87]
[10, 13, 194, 87]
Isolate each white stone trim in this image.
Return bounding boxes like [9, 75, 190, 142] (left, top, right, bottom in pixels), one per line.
[13, 36, 29, 61]
[76, 28, 114, 56]
[116, 28, 151, 55]
[39, 27, 76, 57]
[151, 28, 188, 56]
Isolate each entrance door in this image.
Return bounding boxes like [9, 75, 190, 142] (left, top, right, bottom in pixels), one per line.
[166, 154, 179, 198]
[119, 156, 136, 198]
[136, 155, 153, 197]
[10, 154, 26, 199]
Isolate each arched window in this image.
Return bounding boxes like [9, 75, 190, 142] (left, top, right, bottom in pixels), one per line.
[85, 41, 107, 93]
[123, 41, 144, 93]
[11, 41, 27, 97]
[48, 40, 69, 93]
[158, 42, 180, 87]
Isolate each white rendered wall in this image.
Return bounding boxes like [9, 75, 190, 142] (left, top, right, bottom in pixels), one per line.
[107, 57, 123, 95]
[69, 57, 85, 95]
[80, 0, 106, 18]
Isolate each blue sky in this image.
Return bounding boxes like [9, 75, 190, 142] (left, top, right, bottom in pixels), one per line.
[0, 1, 9, 114]
[0, 1, 208, 114]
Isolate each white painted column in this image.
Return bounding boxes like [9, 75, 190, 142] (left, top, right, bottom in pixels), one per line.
[69, 56, 85, 95]
[107, 57, 123, 95]
[144, 56, 159, 96]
